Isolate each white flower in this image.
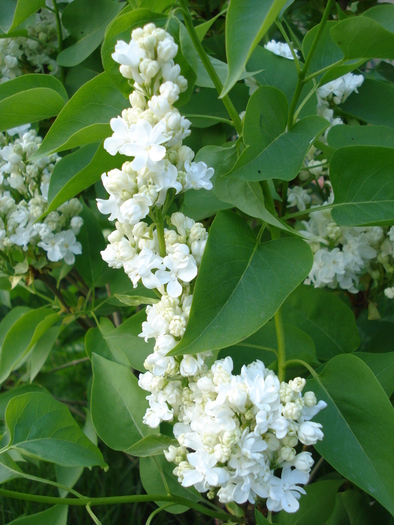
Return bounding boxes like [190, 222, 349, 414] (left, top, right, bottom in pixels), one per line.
[38, 230, 81, 264]
[298, 421, 324, 445]
[121, 120, 170, 171]
[104, 116, 133, 156]
[157, 37, 178, 63]
[152, 164, 182, 205]
[181, 450, 229, 489]
[267, 468, 308, 513]
[124, 248, 164, 289]
[119, 194, 152, 225]
[112, 39, 145, 68]
[264, 40, 299, 60]
[184, 161, 214, 191]
[156, 244, 198, 297]
[287, 187, 311, 211]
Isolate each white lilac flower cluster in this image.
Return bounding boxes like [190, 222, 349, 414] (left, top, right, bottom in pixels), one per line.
[98, 23, 214, 291]
[0, 128, 83, 275]
[0, 7, 59, 83]
[298, 194, 394, 295]
[101, 23, 327, 512]
[162, 357, 326, 511]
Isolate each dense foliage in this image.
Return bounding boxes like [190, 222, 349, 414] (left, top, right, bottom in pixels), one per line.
[0, 0, 393, 524]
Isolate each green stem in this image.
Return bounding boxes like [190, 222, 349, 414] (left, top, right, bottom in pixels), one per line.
[260, 181, 277, 216]
[179, 0, 242, 134]
[51, 0, 65, 84]
[281, 181, 288, 217]
[303, 58, 345, 83]
[287, 0, 335, 128]
[0, 489, 242, 522]
[155, 209, 167, 258]
[86, 504, 103, 525]
[20, 283, 55, 304]
[232, 343, 278, 355]
[283, 358, 319, 379]
[275, 20, 301, 73]
[283, 202, 334, 221]
[146, 503, 175, 525]
[274, 304, 286, 382]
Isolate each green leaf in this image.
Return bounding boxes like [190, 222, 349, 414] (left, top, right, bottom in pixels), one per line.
[196, 144, 294, 233]
[194, 54, 259, 90]
[57, 0, 124, 67]
[327, 125, 394, 149]
[282, 286, 360, 361]
[231, 115, 328, 182]
[214, 176, 295, 233]
[55, 410, 97, 497]
[330, 5, 394, 60]
[0, 75, 68, 132]
[255, 509, 271, 525]
[302, 21, 366, 85]
[0, 452, 24, 484]
[3, 0, 45, 34]
[220, 322, 317, 376]
[195, 9, 227, 41]
[137, 0, 175, 11]
[26, 313, 60, 352]
[126, 434, 177, 457]
[181, 188, 232, 222]
[222, 0, 288, 96]
[140, 455, 201, 514]
[181, 84, 248, 128]
[0, 384, 48, 421]
[74, 203, 106, 287]
[277, 480, 343, 525]
[85, 311, 154, 372]
[104, 309, 154, 372]
[29, 325, 62, 382]
[169, 211, 312, 356]
[302, 22, 342, 75]
[355, 352, 394, 397]
[5, 505, 68, 525]
[0, 306, 30, 348]
[31, 73, 129, 159]
[47, 142, 125, 212]
[113, 294, 159, 306]
[327, 490, 375, 525]
[4, 392, 107, 468]
[308, 354, 394, 515]
[330, 146, 394, 227]
[229, 87, 328, 182]
[0, 308, 54, 383]
[90, 353, 156, 450]
[341, 79, 394, 129]
[246, 46, 298, 105]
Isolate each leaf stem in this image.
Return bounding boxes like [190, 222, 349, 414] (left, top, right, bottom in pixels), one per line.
[283, 202, 334, 221]
[274, 306, 286, 382]
[155, 208, 167, 258]
[303, 58, 345, 83]
[275, 20, 301, 73]
[0, 489, 242, 522]
[178, 0, 242, 134]
[283, 358, 319, 379]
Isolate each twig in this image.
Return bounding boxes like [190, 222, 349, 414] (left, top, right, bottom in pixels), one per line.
[49, 357, 90, 373]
